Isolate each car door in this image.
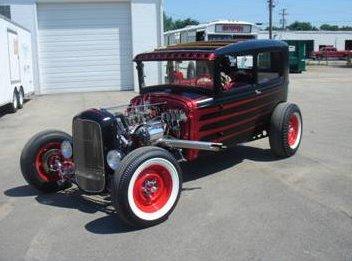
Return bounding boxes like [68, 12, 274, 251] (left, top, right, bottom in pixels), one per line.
[196, 53, 259, 146]
[253, 50, 287, 131]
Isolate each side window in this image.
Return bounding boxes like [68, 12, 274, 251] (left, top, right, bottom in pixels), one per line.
[219, 54, 255, 92]
[257, 51, 284, 84]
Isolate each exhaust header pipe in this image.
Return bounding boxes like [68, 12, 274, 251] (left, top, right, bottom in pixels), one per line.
[157, 138, 226, 152]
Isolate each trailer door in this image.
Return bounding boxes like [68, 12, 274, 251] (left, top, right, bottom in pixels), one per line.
[7, 30, 21, 84]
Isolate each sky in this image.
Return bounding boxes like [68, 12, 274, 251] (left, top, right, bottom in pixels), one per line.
[164, 0, 352, 27]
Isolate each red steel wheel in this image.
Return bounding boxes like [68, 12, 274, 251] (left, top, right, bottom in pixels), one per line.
[287, 112, 302, 149]
[127, 158, 180, 221]
[132, 164, 173, 213]
[34, 142, 72, 183]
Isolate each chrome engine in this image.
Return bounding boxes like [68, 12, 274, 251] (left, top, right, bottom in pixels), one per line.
[106, 100, 188, 147]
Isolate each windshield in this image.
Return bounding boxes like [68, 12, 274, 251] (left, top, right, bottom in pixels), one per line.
[138, 60, 215, 91]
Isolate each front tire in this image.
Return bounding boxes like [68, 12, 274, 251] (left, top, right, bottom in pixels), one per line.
[112, 146, 182, 228]
[269, 102, 303, 157]
[20, 130, 73, 193]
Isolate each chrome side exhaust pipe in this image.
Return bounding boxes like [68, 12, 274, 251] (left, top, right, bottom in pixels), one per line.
[157, 138, 226, 152]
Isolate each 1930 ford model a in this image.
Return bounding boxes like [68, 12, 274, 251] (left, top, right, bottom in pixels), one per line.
[20, 40, 303, 227]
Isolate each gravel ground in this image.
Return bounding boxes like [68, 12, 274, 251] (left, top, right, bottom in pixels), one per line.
[0, 65, 351, 261]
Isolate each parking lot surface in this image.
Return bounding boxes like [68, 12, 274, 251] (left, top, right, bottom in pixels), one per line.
[0, 65, 352, 261]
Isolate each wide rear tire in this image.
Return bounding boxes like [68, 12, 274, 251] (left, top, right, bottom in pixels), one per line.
[269, 102, 303, 157]
[20, 130, 73, 193]
[112, 146, 182, 228]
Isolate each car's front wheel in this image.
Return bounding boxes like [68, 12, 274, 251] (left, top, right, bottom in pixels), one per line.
[112, 146, 182, 228]
[20, 130, 74, 193]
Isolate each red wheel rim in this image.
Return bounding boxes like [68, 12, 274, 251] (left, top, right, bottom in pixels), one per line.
[288, 113, 300, 147]
[133, 164, 173, 213]
[34, 142, 68, 182]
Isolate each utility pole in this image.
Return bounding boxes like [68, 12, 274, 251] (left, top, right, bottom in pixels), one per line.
[279, 8, 288, 30]
[268, 0, 275, 39]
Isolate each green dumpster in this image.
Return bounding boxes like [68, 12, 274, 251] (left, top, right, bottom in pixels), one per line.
[284, 40, 307, 73]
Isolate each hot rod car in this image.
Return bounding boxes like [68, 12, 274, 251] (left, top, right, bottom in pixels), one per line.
[20, 40, 303, 227]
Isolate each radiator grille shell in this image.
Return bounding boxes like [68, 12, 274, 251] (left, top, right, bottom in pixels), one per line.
[73, 118, 106, 193]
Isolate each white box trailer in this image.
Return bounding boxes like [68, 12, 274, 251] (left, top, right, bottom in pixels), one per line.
[0, 15, 34, 113]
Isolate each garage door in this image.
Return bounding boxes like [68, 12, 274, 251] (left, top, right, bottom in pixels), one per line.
[37, 3, 133, 93]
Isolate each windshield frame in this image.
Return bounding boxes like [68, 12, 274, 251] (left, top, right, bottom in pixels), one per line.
[136, 59, 219, 96]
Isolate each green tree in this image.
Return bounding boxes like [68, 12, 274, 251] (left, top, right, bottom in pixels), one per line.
[340, 26, 352, 31]
[164, 14, 174, 31]
[287, 21, 318, 31]
[164, 13, 199, 31]
[320, 24, 339, 31]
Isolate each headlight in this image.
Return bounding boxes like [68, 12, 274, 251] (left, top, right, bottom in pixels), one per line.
[61, 140, 73, 159]
[106, 150, 122, 171]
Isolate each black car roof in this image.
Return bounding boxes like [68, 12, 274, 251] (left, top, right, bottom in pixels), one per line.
[214, 39, 289, 55]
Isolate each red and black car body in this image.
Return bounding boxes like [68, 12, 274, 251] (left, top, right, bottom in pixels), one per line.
[20, 40, 302, 227]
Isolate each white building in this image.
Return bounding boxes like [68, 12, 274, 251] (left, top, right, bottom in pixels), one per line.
[0, 0, 163, 94]
[259, 30, 352, 56]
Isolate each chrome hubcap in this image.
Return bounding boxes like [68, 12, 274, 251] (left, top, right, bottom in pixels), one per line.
[142, 179, 158, 196]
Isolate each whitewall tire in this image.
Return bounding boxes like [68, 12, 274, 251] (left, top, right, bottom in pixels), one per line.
[112, 147, 182, 227]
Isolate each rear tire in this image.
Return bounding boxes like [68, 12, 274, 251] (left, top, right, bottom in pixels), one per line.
[269, 102, 303, 157]
[20, 130, 73, 193]
[112, 146, 182, 228]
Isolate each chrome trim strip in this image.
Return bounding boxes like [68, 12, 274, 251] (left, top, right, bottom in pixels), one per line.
[156, 138, 226, 151]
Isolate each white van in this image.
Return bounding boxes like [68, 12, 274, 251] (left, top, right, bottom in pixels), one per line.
[0, 15, 34, 113]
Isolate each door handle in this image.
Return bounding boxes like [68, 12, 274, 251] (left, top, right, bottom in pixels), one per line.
[255, 89, 262, 95]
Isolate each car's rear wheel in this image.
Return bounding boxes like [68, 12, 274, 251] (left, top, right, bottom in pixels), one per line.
[112, 146, 182, 228]
[269, 102, 303, 157]
[20, 130, 74, 193]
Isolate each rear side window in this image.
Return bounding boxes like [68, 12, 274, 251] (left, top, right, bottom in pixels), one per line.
[257, 51, 284, 84]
